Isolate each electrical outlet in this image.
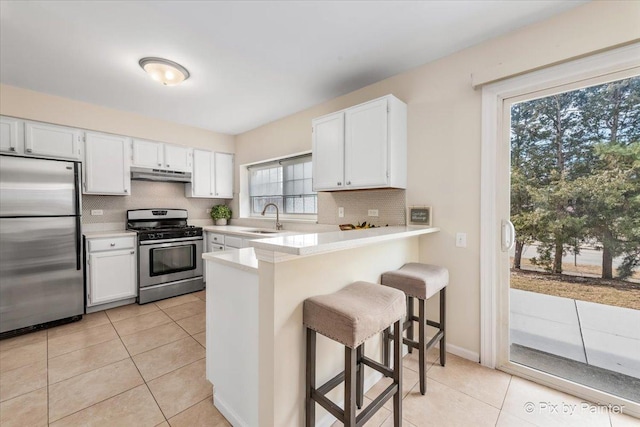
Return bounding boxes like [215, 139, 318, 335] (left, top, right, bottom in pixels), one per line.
[338, 207, 344, 218]
[206, 208, 211, 214]
[368, 209, 379, 217]
[456, 232, 467, 248]
[90, 210, 103, 216]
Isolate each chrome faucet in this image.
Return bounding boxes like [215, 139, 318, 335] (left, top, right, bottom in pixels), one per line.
[261, 203, 283, 230]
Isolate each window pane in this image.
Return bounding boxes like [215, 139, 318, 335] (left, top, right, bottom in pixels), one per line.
[250, 155, 316, 215]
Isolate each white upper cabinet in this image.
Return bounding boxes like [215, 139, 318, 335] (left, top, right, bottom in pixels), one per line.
[188, 149, 214, 197]
[186, 150, 234, 199]
[214, 152, 234, 198]
[312, 113, 345, 191]
[312, 95, 407, 191]
[164, 144, 192, 172]
[131, 139, 191, 172]
[24, 121, 82, 160]
[83, 131, 131, 195]
[0, 116, 24, 154]
[132, 139, 163, 168]
[345, 98, 389, 188]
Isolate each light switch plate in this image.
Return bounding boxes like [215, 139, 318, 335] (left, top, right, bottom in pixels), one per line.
[368, 209, 379, 217]
[90, 210, 103, 216]
[456, 232, 467, 248]
[338, 207, 344, 218]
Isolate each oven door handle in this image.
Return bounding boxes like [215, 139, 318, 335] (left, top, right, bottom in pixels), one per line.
[139, 236, 203, 246]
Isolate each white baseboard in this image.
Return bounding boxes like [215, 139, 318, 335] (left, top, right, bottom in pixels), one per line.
[214, 394, 248, 427]
[444, 343, 479, 363]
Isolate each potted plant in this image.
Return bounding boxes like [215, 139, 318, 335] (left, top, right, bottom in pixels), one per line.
[211, 204, 232, 226]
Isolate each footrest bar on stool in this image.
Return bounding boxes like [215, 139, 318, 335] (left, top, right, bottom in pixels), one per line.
[311, 389, 344, 421]
[361, 356, 393, 378]
[426, 330, 445, 350]
[316, 370, 346, 396]
[426, 319, 441, 329]
[356, 383, 398, 426]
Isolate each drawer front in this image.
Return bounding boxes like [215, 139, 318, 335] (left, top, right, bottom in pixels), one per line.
[208, 233, 225, 245]
[88, 236, 135, 252]
[225, 236, 243, 249]
[209, 243, 224, 252]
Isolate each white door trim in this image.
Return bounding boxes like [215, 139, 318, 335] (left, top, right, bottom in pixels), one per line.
[479, 42, 640, 370]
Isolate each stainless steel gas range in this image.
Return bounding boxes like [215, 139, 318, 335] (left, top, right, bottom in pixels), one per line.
[127, 209, 203, 304]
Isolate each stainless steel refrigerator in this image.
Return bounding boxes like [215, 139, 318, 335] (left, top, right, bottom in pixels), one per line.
[0, 155, 84, 336]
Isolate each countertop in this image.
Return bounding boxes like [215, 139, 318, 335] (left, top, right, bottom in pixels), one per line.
[248, 226, 440, 257]
[202, 247, 258, 273]
[202, 225, 298, 239]
[83, 230, 137, 239]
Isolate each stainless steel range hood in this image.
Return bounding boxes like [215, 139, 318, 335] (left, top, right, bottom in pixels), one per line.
[130, 166, 192, 183]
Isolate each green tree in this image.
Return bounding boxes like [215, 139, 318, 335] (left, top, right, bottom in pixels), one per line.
[530, 92, 586, 274]
[575, 143, 640, 279]
[578, 77, 640, 278]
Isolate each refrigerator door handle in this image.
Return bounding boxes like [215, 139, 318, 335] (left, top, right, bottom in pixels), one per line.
[75, 216, 82, 271]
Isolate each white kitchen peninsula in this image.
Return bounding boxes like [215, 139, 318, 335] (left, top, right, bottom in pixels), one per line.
[204, 226, 439, 427]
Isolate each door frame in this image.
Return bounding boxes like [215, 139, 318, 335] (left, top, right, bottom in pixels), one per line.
[479, 42, 640, 415]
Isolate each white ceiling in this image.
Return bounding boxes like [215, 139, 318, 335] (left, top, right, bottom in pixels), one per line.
[0, 1, 584, 135]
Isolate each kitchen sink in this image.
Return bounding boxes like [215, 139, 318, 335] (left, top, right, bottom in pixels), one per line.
[247, 230, 280, 234]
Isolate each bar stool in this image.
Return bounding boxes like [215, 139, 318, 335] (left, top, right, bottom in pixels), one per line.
[381, 263, 448, 395]
[304, 281, 406, 426]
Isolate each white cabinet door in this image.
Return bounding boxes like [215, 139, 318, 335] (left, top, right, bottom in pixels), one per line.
[190, 149, 214, 197]
[344, 98, 388, 188]
[312, 112, 345, 191]
[164, 144, 192, 172]
[88, 249, 137, 305]
[214, 152, 234, 198]
[24, 121, 81, 160]
[84, 132, 131, 195]
[0, 116, 23, 154]
[132, 139, 163, 168]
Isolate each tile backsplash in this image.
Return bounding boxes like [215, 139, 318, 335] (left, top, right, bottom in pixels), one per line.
[317, 188, 406, 226]
[82, 180, 227, 224]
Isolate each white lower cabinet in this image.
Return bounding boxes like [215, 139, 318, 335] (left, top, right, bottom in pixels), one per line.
[85, 236, 137, 308]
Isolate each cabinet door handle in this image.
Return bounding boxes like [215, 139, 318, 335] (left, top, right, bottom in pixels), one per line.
[346, 181, 351, 185]
[110, 243, 116, 247]
[130, 251, 135, 255]
[124, 189, 128, 193]
[166, 164, 170, 167]
[337, 182, 342, 186]
[25, 148, 33, 153]
[9, 147, 15, 152]
[158, 163, 162, 166]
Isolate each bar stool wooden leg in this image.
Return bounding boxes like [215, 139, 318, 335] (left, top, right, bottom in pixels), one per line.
[407, 296, 414, 354]
[356, 343, 364, 409]
[306, 329, 316, 427]
[345, 347, 357, 427]
[440, 288, 446, 366]
[419, 298, 426, 395]
[382, 326, 391, 367]
[393, 318, 403, 426]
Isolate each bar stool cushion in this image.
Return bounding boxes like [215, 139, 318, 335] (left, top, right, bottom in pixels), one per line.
[381, 263, 448, 300]
[303, 281, 406, 349]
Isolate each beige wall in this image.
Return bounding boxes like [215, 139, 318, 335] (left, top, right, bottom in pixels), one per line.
[0, 84, 235, 152]
[234, 1, 640, 357]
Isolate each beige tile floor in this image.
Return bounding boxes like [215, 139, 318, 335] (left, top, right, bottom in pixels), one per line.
[1, 289, 638, 426]
[0, 290, 228, 427]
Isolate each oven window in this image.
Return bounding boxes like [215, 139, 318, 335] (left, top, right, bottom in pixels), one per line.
[150, 244, 196, 276]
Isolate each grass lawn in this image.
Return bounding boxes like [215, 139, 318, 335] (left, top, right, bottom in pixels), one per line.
[511, 268, 640, 310]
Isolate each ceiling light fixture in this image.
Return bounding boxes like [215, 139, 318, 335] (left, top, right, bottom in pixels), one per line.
[139, 57, 190, 86]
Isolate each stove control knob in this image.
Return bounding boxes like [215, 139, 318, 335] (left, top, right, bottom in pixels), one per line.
[148, 233, 156, 239]
[157, 233, 164, 239]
